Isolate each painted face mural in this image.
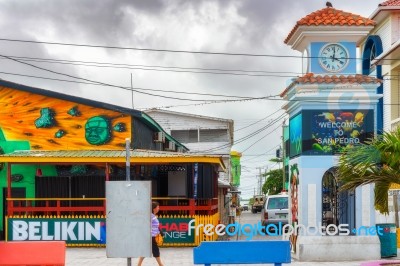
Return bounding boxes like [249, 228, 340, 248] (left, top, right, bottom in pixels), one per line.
[85, 116, 111, 145]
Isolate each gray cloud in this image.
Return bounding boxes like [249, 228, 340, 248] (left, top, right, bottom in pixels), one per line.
[0, 0, 384, 198]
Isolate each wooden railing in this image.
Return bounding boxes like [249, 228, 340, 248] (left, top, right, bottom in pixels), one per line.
[155, 198, 219, 215]
[6, 198, 106, 216]
[6, 197, 218, 216]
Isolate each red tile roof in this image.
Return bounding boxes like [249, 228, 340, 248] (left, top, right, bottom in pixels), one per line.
[280, 73, 382, 97]
[284, 7, 376, 44]
[379, 0, 400, 6]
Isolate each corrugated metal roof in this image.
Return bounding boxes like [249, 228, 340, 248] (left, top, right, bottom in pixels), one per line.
[0, 149, 225, 170]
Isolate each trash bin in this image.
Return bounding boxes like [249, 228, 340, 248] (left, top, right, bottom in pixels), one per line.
[376, 223, 397, 258]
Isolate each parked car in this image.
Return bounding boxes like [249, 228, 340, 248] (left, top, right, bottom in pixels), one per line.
[261, 194, 288, 233]
[242, 204, 249, 211]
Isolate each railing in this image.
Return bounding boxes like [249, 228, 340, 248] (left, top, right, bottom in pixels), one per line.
[6, 198, 106, 216]
[155, 198, 219, 215]
[6, 197, 219, 216]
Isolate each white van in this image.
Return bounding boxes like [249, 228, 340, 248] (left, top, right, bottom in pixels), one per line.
[260, 194, 289, 232]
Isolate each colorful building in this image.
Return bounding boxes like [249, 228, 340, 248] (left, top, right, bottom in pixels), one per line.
[0, 79, 225, 246]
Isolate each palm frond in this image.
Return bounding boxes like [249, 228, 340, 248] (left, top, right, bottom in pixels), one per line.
[337, 127, 400, 213]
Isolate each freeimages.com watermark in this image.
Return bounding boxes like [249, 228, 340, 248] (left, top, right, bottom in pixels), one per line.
[187, 220, 384, 240]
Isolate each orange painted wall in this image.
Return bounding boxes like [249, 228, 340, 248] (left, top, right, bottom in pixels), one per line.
[0, 86, 131, 150]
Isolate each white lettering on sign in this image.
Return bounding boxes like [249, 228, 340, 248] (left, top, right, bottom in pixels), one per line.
[318, 121, 360, 128]
[165, 231, 187, 239]
[11, 220, 101, 241]
[29, 222, 41, 240]
[13, 220, 28, 240]
[42, 221, 53, 240]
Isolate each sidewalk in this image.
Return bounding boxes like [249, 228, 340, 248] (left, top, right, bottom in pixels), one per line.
[66, 246, 400, 266]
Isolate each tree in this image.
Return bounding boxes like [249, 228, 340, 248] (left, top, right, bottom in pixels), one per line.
[262, 168, 284, 195]
[337, 128, 400, 214]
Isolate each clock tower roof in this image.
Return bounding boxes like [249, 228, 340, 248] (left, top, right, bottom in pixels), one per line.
[285, 6, 375, 51]
[379, 0, 400, 6]
[280, 73, 382, 98]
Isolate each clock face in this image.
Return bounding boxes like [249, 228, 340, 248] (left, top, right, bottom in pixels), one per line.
[319, 43, 349, 72]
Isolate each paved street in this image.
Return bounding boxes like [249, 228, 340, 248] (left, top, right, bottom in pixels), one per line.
[66, 211, 400, 265]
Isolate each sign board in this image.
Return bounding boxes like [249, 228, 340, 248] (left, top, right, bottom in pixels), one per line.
[106, 181, 151, 258]
[7, 217, 105, 244]
[159, 217, 195, 244]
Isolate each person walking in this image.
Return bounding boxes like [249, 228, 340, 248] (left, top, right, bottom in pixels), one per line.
[137, 201, 164, 266]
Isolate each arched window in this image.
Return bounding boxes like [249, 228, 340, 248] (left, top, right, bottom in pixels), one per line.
[322, 169, 338, 228]
[362, 35, 382, 78]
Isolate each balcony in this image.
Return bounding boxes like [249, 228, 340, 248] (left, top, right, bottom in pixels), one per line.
[6, 197, 219, 217]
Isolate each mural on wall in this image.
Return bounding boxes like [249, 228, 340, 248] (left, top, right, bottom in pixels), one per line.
[0, 87, 131, 150]
[289, 113, 302, 158]
[302, 109, 374, 155]
[289, 163, 299, 254]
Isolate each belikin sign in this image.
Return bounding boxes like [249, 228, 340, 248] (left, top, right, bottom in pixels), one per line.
[7, 218, 106, 244]
[7, 217, 195, 245]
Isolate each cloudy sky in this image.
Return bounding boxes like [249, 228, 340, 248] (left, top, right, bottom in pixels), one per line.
[0, 0, 383, 199]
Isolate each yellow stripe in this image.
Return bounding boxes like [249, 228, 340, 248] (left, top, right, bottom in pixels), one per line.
[0, 156, 224, 169]
[0, 156, 221, 163]
[390, 183, 400, 190]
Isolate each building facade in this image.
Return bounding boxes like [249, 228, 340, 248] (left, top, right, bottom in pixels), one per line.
[360, 0, 400, 228]
[145, 109, 234, 225]
[0, 79, 224, 246]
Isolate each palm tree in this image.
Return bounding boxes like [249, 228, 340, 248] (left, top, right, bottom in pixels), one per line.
[337, 127, 400, 214]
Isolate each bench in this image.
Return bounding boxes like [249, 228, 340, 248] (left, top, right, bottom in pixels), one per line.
[193, 240, 291, 266]
[0, 241, 66, 266]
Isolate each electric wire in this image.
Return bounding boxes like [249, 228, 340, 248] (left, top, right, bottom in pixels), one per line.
[241, 123, 283, 153]
[198, 112, 286, 153]
[0, 38, 375, 61]
[0, 54, 271, 102]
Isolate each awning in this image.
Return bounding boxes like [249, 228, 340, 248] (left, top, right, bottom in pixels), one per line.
[0, 149, 226, 171]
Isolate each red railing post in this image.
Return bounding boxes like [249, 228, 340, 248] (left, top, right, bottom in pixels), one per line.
[57, 200, 60, 216]
[189, 199, 195, 215]
[7, 199, 12, 216]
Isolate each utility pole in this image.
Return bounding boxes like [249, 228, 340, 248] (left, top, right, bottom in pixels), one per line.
[282, 119, 287, 191]
[264, 167, 268, 184]
[256, 167, 263, 195]
[130, 74, 134, 109]
[125, 138, 132, 266]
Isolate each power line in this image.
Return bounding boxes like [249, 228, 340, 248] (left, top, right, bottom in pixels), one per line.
[0, 69, 393, 110]
[0, 38, 310, 58]
[0, 38, 379, 61]
[0, 70, 255, 99]
[235, 109, 284, 132]
[198, 113, 286, 153]
[0, 54, 274, 103]
[0, 54, 299, 77]
[241, 123, 283, 153]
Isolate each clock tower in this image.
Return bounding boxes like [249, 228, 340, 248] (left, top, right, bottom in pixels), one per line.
[281, 3, 382, 262]
[285, 3, 374, 75]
